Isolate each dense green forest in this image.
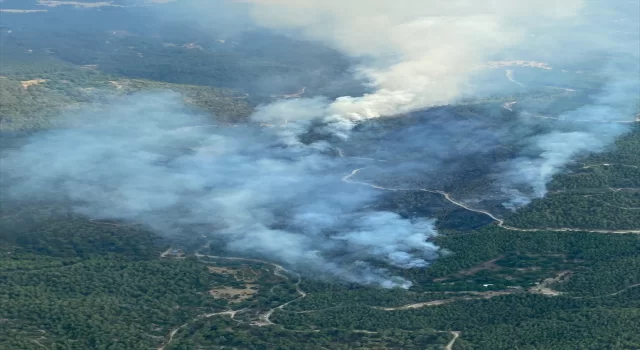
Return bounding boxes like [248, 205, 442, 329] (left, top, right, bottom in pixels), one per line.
[3, 206, 639, 349]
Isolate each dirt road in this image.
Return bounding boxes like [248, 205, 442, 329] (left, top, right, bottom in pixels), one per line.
[445, 331, 461, 350]
[343, 167, 640, 234]
[194, 254, 307, 326]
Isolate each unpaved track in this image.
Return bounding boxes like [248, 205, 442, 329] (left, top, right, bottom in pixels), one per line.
[159, 253, 308, 348]
[601, 283, 640, 297]
[158, 309, 244, 350]
[161, 249, 637, 349]
[159, 164, 639, 347]
[30, 339, 50, 350]
[257, 266, 306, 326]
[373, 291, 515, 311]
[343, 167, 640, 234]
[194, 254, 307, 326]
[575, 283, 640, 300]
[195, 253, 292, 273]
[591, 199, 640, 210]
[444, 331, 461, 350]
[582, 163, 639, 169]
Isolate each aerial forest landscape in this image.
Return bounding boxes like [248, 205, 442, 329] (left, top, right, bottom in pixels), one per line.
[0, 0, 639, 349]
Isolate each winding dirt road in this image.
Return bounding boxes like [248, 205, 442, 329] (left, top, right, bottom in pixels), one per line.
[158, 253, 310, 348]
[342, 167, 640, 234]
[256, 266, 306, 326]
[194, 254, 307, 326]
[157, 164, 638, 348]
[161, 249, 640, 350]
[158, 310, 243, 350]
[444, 331, 461, 350]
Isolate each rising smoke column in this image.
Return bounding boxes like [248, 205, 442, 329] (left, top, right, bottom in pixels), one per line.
[499, 65, 640, 208]
[234, 0, 638, 206]
[237, 0, 584, 122]
[496, 0, 640, 207]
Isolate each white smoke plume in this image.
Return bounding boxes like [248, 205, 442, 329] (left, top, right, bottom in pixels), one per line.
[496, 1, 640, 207]
[235, 0, 584, 124]
[500, 69, 640, 208]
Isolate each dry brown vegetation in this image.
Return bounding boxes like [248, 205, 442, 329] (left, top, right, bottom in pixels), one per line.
[529, 271, 572, 296]
[207, 265, 262, 303]
[209, 285, 258, 303]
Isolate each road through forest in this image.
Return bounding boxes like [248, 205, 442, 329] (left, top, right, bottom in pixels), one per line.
[342, 168, 640, 234]
[158, 153, 639, 349]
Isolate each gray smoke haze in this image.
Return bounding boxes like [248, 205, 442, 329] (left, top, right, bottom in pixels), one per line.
[3, 0, 639, 288]
[3, 93, 439, 288]
[500, 71, 640, 208]
[495, 1, 640, 207]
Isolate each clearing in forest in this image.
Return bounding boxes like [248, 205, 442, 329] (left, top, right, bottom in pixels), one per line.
[21, 79, 47, 89]
[207, 264, 263, 303]
[209, 285, 258, 303]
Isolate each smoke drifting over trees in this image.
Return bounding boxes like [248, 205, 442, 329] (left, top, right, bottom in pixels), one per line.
[3, 94, 440, 287]
[2, 0, 639, 286]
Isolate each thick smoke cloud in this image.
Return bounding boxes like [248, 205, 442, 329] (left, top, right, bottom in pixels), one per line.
[3, 0, 639, 289]
[231, 0, 638, 206]
[149, 1, 638, 207]
[140, 1, 638, 206]
[3, 93, 439, 288]
[243, 0, 581, 114]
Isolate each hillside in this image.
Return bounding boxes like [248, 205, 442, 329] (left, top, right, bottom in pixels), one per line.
[1, 2, 639, 350]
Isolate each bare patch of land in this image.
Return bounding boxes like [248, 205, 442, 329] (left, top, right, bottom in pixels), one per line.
[374, 290, 516, 311]
[21, 79, 47, 89]
[529, 271, 571, 296]
[458, 256, 503, 276]
[210, 285, 258, 303]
